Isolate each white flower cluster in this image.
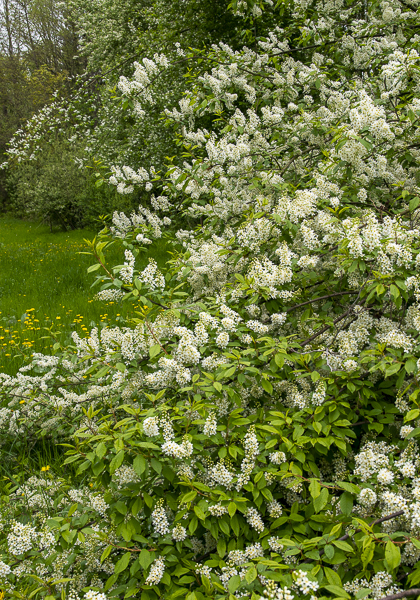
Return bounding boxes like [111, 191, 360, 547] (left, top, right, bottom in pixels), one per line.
[208, 503, 229, 516]
[145, 557, 165, 585]
[151, 500, 170, 536]
[203, 412, 217, 436]
[270, 451, 286, 465]
[162, 437, 193, 459]
[294, 570, 319, 594]
[8, 521, 38, 555]
[85, 592, 107, 600]
[172, 523, 187, 541]
[354, 442, 392, 481]
[143, 416, 159, 436]
[0, 560, 11, 577]
[237, 426, 259, 489]
[246, 507, 265, 533]
[345, 571, 394, 599]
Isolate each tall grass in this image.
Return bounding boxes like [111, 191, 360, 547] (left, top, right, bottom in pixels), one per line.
[0, 216, 169, 375]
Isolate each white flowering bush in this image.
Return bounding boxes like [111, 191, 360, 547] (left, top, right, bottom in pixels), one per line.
[4, 0, 420, 599]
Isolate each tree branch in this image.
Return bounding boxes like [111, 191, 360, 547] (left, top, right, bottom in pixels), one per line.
[304, 510, 404, 563]
[379, 590, 420, 600]
[285, 291, 358, 314]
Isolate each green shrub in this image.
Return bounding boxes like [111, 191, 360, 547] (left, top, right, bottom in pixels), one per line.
[6, 140, 134, 229]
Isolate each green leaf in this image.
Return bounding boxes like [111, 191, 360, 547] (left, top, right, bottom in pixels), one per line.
[151, 458, 162, 474]
[262, 379, 273, 394]
[333, 540, 354, 553]
[407, 427, 420, 439]
[324, 567, 342, 586]
[96, 442, 107, 459]
[336, 481, 360, 494]
[133, 454, 146, 476]
[217, 537, 226, 558]
[405, 409, 420, 422]
[356, 590, 373, 599]
[385, 541, 401, 571]
[411, 537, 420, 551]
[76, 459, 91, 474]
[101, 545, 113, 563]
[324, 586, 350, 599]
[224, 366, 236, 378]
[149, 344, 161, 359]
[139, 549, 152, 570]
[275, 353, 285, 368]
[189, 515, 198, 534]
[87, 263, 101, 273]
[94, 365, 110, 379]
[410, 196, 420, 212]
[115, 500, 128, 515]
[228, 575, 241, 593]
[405, 358, 417, 374]
[219, 519, 230, 535]
[109, 450, 125, 474]
[385, 362, 401, 377]
[340, 492, 353, 516]
[114, 552, 131, 574]
[246, 565, 257, 583]
[194, 505, 206, 520]
[408, 567, 420, 587]
[181, 490, 197, 504]
[361, 542, 374, 569]
[358, 138, 372, 151]
[313, 487, 329, 513]
[390, 284, 400, 300]
[309, 478, 321, 499]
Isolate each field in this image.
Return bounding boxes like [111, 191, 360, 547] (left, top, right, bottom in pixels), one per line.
[0, 216, 169, 375]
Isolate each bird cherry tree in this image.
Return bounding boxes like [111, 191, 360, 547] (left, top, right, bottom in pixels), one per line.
[1, 0, 420, 599]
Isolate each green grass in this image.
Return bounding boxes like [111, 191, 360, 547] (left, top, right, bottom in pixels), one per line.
[0, 215, 169, 375]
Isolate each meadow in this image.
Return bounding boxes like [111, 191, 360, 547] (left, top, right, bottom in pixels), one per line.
[0, 215, 169, 375]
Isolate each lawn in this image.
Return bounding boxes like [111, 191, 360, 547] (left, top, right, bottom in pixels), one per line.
[0, 215, 169, 375]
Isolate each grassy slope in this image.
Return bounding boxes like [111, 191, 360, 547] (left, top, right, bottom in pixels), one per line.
[0, 215, 169, 375]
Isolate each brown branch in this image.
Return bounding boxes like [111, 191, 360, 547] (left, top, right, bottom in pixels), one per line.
[285, 291, 358, 314]
[304, 510, 404, 563]
[144, 320, 170, 355]
[299, 313, 357, 348]
[109, 543, 144, 552]
[298, 288, 367, 348]
[379, 590, 420, 600]
[338, 510, 405, 544]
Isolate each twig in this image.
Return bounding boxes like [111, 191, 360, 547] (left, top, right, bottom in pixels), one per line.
[304, 510, 404, 563]
[144, 320, 170, 355]
[379, 590, 420, 600]
[285, 291, 358, 314]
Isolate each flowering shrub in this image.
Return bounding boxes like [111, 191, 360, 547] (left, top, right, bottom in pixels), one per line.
[3, 0, 420, 599]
